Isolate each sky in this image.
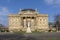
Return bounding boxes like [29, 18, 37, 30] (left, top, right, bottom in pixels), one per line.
[0, 0, 60, 26]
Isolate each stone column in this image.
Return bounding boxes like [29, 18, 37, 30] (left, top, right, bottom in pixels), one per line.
[30, 17, 32, 28]
[24, 19, 26, 26]
[35, 17, 39, 30]
[34, 17, 36, 30]
[24, 18, 27, 28]
[30, 17, 35, 31]
[20, 17, 24, 30]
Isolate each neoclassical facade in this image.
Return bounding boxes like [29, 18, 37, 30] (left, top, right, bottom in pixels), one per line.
[8, 9, 49, 32]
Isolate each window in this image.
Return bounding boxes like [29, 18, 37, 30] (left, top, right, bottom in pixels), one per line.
[43, 19, 45, 21]
[32, 17, 34, 19]
[27, 17, 30, 18]
[43, 19, 46, 21]
[40, 19, 46, 21]
[23, 17, 25, 19]
[40, 19, 42, 21]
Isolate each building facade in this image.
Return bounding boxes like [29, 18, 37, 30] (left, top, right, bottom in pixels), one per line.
[8, 9, 49, 32]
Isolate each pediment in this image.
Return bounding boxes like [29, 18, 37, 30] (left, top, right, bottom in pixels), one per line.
[18, 9, 38, 14]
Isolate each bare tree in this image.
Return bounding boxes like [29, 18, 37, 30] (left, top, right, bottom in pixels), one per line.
[0, 24, 4, 27]
[54, 14, 60, 31]
[49, 22, 53, 27]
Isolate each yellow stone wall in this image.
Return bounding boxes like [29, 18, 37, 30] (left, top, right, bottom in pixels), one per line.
[35, 14, 48, 30]
[8, 15, 21, 31]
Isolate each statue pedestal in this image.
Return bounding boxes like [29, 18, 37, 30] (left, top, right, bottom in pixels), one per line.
[26, 27, 32, 33]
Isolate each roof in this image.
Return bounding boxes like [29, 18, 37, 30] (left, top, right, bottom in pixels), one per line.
[21, 9, 36, 11]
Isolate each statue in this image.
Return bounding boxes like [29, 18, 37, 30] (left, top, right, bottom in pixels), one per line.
[26, 22, 32, 33]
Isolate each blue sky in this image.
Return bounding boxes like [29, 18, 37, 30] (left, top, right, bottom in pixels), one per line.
[0, 0, 60, 26]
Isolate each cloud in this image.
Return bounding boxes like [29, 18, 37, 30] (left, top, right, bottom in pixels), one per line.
[44, 0, 60, 5]
[0, 17, 5, 23]
[44, 0, 54, 4]
[6, 0, 10, 3]
[0, 16, 7, 26]
[0, 6, 11, 26]
[0, 7, 10, 16]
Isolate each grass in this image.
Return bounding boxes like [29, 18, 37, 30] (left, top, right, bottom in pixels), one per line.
[32, 30, 47, 33]
[0, 32, 60, 40]
[13, 31, 26, 34]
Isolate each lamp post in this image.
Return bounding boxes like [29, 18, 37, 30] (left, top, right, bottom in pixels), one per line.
[56, 25, 58, 32]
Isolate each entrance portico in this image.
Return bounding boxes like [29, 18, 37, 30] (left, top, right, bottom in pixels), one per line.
[21, 17, 36, 32]
[22, 17, 35, 27]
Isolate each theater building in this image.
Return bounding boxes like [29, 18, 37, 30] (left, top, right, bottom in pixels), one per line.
[8, 9, 49, 32]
